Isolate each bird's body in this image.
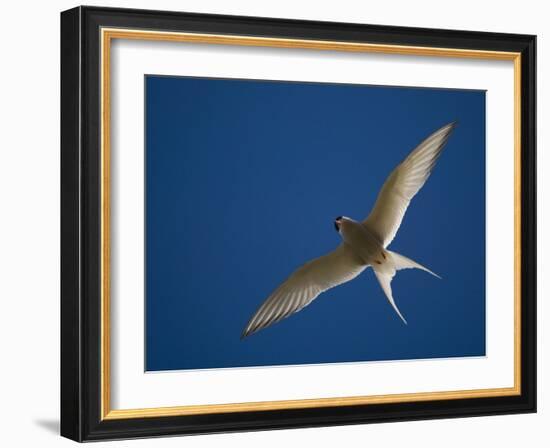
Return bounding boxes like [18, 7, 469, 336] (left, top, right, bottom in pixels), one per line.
[241, 122, 456, 338]
[338, 218, 387, 265]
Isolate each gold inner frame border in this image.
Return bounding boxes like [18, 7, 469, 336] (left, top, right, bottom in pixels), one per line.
[99, 27, 522, 420]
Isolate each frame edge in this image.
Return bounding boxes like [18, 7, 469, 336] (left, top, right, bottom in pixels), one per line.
[61, 5, 537, 441]
[61, 6, 84, 442]
[519, 33, 537, 414]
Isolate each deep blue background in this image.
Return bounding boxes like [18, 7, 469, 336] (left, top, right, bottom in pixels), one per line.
[145, 76, 486, 371]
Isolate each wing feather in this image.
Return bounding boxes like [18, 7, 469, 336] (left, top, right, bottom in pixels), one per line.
[363, 122, 456, 247]
[242, 244, 366, 338]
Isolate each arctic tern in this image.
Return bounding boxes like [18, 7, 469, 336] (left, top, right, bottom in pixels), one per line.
[242, 122, 456, 338]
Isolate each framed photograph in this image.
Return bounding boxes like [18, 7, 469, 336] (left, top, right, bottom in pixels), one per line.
[60, 6, 536, 442]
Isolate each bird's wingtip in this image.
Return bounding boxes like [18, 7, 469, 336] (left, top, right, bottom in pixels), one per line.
[241, 325, 254, 340]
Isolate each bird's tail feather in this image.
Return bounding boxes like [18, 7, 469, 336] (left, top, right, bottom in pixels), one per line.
[372, 267, 407, 324]
[389, 251, 441, 279]
[372, 251, 440, 324]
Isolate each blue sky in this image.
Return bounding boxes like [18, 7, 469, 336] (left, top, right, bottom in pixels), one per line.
[145, 75, 486, 371]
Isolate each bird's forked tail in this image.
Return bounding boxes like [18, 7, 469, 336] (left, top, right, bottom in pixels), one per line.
[372, 250, 440, 324]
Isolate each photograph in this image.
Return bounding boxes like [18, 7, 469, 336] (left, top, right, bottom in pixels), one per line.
[0, 0, 543, 443]
[55, 3, 537, 443]
[145, 76, 486, 371]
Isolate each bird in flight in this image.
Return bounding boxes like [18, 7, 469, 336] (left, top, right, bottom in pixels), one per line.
[241, 122, 456, 339]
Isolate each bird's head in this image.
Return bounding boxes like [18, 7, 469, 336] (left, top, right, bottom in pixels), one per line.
[334, 216, 354, 234]
[334, 216, 344, 232]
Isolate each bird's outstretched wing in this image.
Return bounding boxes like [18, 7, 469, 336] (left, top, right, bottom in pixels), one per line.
[363, 122, 456, 248]
[242, 244, 366, 338]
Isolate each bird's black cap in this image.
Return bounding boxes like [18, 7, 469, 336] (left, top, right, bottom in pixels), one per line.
[334, 216, 343, 231]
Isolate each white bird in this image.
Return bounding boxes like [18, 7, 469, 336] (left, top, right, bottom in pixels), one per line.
[241, 122, 456, 338]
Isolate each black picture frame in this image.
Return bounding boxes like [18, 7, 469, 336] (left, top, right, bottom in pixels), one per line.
[61, 5, 536, 442]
